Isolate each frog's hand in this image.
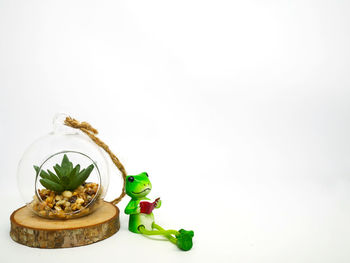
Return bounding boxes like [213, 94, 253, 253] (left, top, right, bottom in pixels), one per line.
[124, 200, 140, 215]
[155, 199, 161, 209]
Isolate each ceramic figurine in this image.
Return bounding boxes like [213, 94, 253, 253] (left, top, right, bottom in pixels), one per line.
[124, 172, 194, 251]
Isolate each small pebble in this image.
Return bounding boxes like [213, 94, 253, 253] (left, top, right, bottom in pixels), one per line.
[62, 191, 72, 198]
[86, 189, 95, 196]
[69, 196, 77, 203]
[76, 198, 84, 205]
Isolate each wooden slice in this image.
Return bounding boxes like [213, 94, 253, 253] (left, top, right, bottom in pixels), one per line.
[10, 201, 120, 248]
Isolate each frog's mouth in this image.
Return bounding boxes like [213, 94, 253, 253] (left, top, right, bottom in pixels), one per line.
[132, 188, 151, 194]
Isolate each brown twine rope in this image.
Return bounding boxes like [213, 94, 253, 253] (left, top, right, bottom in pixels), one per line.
[64, 116, 126, 205]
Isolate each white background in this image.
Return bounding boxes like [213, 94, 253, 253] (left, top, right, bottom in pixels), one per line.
[1, 0, 350, 262]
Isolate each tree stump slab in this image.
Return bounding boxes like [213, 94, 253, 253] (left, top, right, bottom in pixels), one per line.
[10, 201, 119, 248]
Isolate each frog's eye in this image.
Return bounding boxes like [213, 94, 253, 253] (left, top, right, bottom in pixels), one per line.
[145, 172, 149, 177]
[128, 176, 134, 183]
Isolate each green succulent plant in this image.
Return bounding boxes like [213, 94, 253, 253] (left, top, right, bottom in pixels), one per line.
[34, 154, 94, 193]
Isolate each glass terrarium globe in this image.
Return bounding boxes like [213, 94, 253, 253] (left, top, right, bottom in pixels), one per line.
[17, 114, 109, 219]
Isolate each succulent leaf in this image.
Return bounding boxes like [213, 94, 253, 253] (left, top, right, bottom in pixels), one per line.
[61, 154, 73, 175]
[68, 162, 73, 173]
[34, 165, 61, 184]
[40, 178, 65, 192]
[61, 175, 70, 187]
[47, 169, 61, 184]
[53, 165, 63, 180]
[79, 164, 94, 182]
[68, 164, 94, 190]
[34, 166, 50, 180]
[61, 154, 70, 167]
[69, 164, 80, 181]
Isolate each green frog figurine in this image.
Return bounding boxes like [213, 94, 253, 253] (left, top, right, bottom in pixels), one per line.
[124, 172, 194, 251]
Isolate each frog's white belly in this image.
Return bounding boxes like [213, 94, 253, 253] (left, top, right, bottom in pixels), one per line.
[139, 213, 154, 230]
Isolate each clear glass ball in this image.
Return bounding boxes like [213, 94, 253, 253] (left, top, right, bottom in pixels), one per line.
[17, 114, 109, 219]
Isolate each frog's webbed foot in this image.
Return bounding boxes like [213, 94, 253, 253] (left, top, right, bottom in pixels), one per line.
[175, 229, 194, 251]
